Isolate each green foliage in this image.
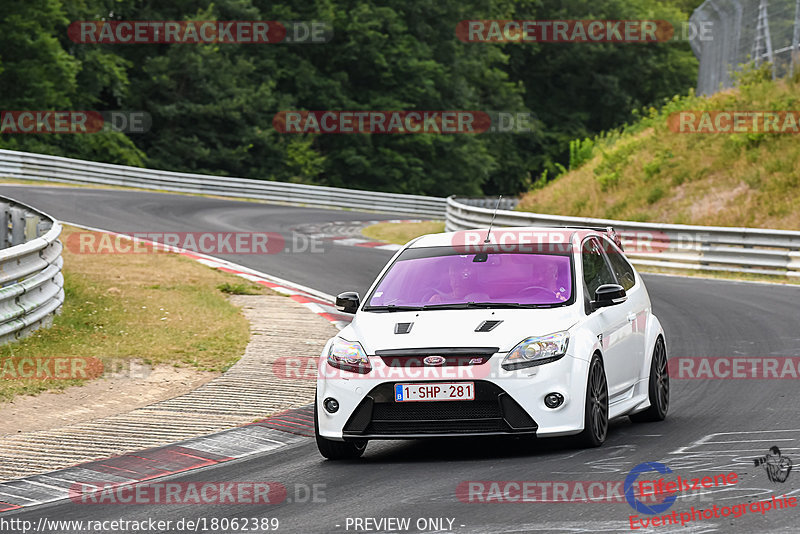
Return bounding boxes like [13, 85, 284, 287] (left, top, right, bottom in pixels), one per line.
[646, 186, 665, 204]
[731, 62, 774, 90]
[217, 282, 262, 295]
[644, 149, 674, 181]
[504, 0, 697, 183]
[595, 141, 640, 178]
[0, 0, 700, 197]
[569, 138, 596, 170]
[596, 172, 620, 192]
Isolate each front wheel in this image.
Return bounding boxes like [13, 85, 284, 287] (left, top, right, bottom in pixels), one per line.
[630, 337, 669, 423]
[576, 354, 608, 447]
[314, 401, 367, 460]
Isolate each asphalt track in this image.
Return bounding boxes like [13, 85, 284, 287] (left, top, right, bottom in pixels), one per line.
[2, 185, 799, 533]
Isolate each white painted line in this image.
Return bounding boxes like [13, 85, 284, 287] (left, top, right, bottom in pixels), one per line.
[644, 270, 800, 288]
[300, 302, 326, 315]
[0, 490, 38, 503]
[670, 429, 800, 455]
[332, 238, 369, 246]
[15, 479, 67, 493]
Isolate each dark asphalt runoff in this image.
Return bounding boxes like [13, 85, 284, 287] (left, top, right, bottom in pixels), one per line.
[2, 185, 799, 534]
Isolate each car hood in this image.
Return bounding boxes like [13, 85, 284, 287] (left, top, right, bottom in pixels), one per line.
[340, 307, 579, 354]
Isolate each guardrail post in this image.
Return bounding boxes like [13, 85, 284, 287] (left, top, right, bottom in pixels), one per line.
[24, 214, 40, 242]
[0, 203, 9, 250]
[37, 219, 53, 238]
[9, 207, 25, 247]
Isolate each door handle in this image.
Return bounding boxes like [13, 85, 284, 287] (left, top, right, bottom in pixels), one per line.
[626, 313, 637, 323]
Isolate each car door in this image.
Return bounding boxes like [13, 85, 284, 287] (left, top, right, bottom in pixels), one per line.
[581, 237, 637, 399]
[601, 235, 648, 383]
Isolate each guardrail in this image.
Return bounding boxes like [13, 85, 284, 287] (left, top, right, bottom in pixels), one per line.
[447, 197, 800, 278]
[0, 149, 446, 218]
[0, 196, 64, 344]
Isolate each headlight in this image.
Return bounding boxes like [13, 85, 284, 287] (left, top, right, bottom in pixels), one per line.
[501, 332, 569, 371]
[327, 338, 372, 374]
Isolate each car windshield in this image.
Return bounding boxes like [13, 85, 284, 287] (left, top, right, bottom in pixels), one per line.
[366, 249, 573, 309]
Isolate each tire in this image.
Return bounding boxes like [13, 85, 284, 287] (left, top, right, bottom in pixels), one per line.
[314, 400, 367, 460]
[576, 354, 608, 447]
[630, 337, 669, 423]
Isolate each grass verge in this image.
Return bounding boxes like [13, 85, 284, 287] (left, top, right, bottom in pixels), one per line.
[0, 225, 269, 403]
[362, 220, 445, 245]
[518, 72, 800, 230]
[637, 265, 800, 285]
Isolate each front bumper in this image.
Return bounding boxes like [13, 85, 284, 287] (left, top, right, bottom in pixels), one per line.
[316, 345, 590, 440]
[342, 381, 536, 439]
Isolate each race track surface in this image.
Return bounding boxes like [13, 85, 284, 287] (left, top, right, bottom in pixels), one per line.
[2, 185, 798, 533]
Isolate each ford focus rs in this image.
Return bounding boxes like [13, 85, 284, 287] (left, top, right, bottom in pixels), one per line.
[314, 227, 669, 459]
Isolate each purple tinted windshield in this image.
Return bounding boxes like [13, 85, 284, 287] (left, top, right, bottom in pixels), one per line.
[368, 252, 572, 307]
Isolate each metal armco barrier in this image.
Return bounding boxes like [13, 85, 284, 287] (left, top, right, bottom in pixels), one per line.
[447, 196, 800, 278]
[0, 149, 446, 218]
[0, 196, 64, 344]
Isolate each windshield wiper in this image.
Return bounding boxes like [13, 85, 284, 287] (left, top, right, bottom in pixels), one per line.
[422, 302, 546, 310]
[365, 302, 556, 312]
[362, 304, 425, 312]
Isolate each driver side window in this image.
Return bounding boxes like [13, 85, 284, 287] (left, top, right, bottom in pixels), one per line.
[582, 238, 616, 302]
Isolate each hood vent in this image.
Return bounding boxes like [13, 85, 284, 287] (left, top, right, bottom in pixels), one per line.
[475, 320, 503, 332]
[394, 322, 414, 334]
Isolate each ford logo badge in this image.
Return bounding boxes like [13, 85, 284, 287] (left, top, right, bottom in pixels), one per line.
[423, 355, 446, 366]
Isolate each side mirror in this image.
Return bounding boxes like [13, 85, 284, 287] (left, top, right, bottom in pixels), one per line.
[593, 284, 627, 309]
[335, 291, 360, 314]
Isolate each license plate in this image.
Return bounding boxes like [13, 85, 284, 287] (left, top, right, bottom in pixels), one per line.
[394, 382, 475, 402]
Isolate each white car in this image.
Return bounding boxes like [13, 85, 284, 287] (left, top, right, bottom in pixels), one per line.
[314, 226, 668, 459]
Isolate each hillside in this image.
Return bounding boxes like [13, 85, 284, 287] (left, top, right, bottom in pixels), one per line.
[517, 71, 800, 230]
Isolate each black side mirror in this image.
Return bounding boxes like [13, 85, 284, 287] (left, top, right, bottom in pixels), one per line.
[335, 291, 360, 314]
[593, 284, 627, 309]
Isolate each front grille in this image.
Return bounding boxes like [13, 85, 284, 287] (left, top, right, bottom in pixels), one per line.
[372, 400, 501, 420]
[370, 419, 507, 434]
[378, 355, 490, 367]
[375, 347, 498, 367]
[343, 381, 536, 437]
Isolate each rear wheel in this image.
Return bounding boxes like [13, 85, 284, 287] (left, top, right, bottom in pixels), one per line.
[577, 354, 608, 447]
[630, 337, 669, 423]
[314, 400, 367, 460]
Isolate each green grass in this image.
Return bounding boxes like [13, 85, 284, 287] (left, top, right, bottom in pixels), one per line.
[519, 68, 800, 231]
[0, 225, 258, 402]
[637, 265, 800, 286]
[362, 220, 445, 245]
[217, 282, 265, 295]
